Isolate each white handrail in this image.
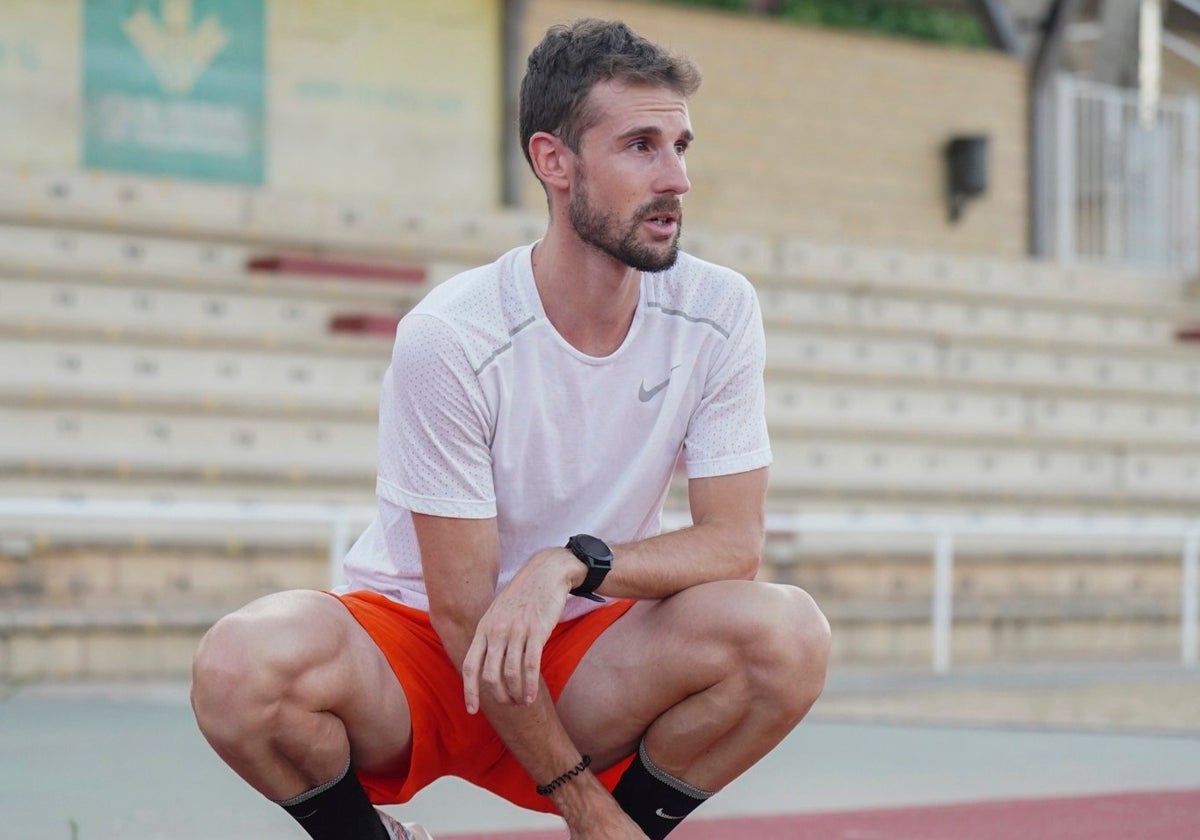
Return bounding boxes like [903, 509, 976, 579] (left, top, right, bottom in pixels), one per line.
[0, 498, 377, 523]
[2, 499, 1197, 672]
[933, 532, 955, 675]
[1184, 530, 1200, 668]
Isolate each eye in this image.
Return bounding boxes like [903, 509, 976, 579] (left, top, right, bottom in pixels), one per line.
[674, 141, 688, 155]
[631, 139, 650, 152]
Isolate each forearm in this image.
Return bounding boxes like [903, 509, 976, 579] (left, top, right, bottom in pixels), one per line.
[599, 519, 761, 600]
[435, 609, 615, 821]
[483, 682, 613, 820]
[593, 468, 769, 601]
[417, 510, 632, 828]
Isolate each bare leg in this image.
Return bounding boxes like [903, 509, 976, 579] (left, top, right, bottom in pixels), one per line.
[190, 590, 414, 800]
[557, 581, 830, 791]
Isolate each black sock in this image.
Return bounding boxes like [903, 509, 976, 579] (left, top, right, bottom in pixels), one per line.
[611, 740, 715, 839]
[274, 759, 390, 840]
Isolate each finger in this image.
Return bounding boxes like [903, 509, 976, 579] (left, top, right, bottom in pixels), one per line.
[503, 632, 527, 704]
[523, 636, 544, 705]
[462, 633, 486, 715]
[481, 628, 508, 705]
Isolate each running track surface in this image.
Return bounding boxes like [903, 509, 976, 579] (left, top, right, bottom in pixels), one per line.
[440, 788, 1200, 840]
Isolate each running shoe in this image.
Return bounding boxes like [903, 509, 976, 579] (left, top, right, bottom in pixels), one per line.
[377, 808, 434, 840]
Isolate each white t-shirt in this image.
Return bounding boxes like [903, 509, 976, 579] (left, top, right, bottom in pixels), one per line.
[340, 243, 772, 622]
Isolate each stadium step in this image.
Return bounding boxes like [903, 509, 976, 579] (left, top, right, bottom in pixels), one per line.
[0, 539, 1189, 680]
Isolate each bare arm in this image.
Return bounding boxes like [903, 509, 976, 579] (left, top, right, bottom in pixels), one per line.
[601, 466, 768, 598]
[415, 512, 644, 838]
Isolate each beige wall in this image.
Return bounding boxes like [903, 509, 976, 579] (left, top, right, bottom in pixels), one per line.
[0, 0, 501, 209]
[0, 0, 82, 169]
[517, 0, 1029, 258]
[267, 0, 501, 208]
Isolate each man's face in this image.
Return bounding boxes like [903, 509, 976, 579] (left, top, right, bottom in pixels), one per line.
[566, 80, 693, 272]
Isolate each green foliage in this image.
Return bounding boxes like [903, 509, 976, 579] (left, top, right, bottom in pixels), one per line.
[650, 0, 991, 48]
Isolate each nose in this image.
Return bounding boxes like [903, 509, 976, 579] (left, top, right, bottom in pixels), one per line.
[658, 150, 690, 196]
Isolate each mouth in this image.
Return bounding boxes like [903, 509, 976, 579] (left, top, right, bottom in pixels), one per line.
[642, 212, 680, 237]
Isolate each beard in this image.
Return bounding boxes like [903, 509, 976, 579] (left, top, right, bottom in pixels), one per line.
[568, 170, 682, 272]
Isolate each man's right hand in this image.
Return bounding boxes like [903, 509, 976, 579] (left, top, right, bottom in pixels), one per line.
[569, 811, 649, 840]
[460, 546, 583, 713]
[555, 772, 649, 840]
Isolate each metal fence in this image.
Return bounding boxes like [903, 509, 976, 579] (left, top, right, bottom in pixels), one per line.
[1, 499, 1197, 675]
[1051, 73, 1199, 275]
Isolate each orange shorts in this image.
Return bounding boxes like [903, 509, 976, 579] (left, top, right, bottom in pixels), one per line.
[331, 590, 638, 814]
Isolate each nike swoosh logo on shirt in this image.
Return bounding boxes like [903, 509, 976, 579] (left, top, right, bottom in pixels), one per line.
[639, 365, 680, 402]
[639, 377, 671, 402]
[655, 808, 685, 820]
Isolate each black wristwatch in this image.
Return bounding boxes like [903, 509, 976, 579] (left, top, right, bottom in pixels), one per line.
[566, 534, 612, 602]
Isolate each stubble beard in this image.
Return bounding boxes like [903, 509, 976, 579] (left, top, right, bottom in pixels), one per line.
[568, 170, 682, 273]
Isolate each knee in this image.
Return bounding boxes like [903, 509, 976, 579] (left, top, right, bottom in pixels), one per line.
[191, 592, 330, 744]
[191, 611, 274, 744]
[741, 585, 831, 719]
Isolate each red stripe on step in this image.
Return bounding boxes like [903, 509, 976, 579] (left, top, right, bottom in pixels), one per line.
[249, 255, 426, 283]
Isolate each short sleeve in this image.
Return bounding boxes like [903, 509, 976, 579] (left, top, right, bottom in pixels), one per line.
[684, 285, 773, 478]
[376, 313, 497, 518]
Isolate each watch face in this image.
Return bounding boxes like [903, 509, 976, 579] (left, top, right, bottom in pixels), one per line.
[571, 534, 613, 566]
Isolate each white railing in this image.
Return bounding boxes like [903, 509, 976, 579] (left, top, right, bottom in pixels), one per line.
[1, 499, 1197, 674]
[0, 498, 377, 592]
[1051, 74, 1200, 275]
[744, 511, 1199, 674]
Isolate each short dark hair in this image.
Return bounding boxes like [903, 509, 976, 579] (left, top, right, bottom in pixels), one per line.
[519, 19, 701, 176]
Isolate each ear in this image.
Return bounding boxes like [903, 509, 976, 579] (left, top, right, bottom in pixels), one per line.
[528, 131, 573, 192]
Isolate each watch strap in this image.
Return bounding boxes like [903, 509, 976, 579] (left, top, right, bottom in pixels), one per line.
[569, 567, 607, 602]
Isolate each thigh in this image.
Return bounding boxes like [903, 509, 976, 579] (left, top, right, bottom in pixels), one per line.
[225, 589, 417, 777]
[554, 580, 809, 769]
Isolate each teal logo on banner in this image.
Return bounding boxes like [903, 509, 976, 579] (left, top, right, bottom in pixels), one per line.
[83, 0, 265, 184]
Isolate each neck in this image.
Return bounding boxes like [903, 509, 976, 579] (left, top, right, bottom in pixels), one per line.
[532, 217, 642, 357]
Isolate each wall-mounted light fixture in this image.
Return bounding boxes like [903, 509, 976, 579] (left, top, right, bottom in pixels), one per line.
[945, 135, 989, 223]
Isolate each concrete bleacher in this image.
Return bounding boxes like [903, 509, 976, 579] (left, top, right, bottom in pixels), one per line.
[0, 166, 546, 259]
[1, 166, 1198, 680]
[754, 241, 1198, 668]
[0, 338, 384, 414]
[0, 406, 376, 481]
[758, 285, 1181, 349]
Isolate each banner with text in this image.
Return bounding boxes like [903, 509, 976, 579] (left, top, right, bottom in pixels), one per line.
[83, 0, 266, 183]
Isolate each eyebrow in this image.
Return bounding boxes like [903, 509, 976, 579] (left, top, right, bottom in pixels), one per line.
[617, 125, 695, 143]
